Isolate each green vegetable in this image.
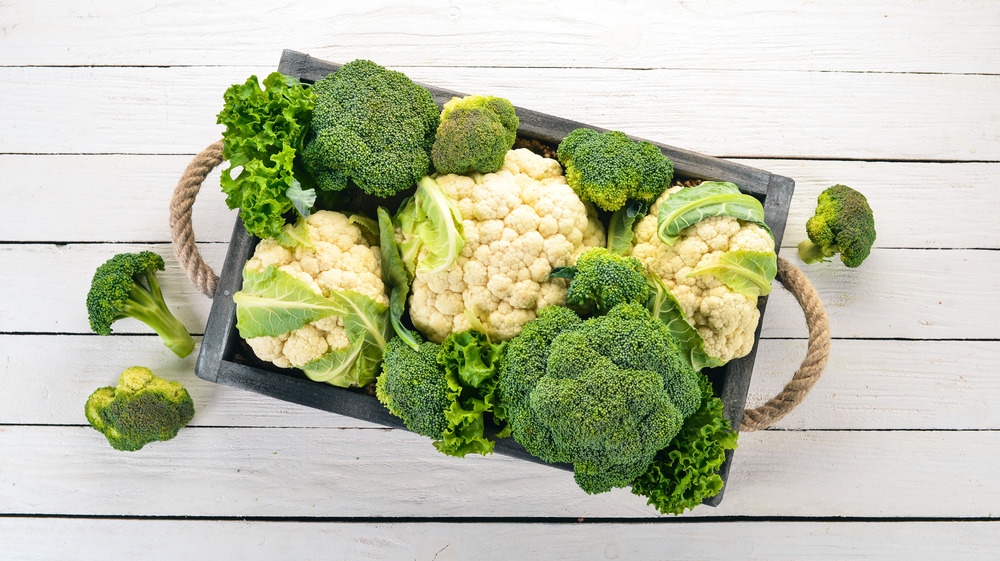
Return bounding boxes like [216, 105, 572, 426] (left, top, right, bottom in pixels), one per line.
[432, 94, 519, 175]
[302, 59, 440, 198]
[556, 128, 674, 212]
[377, 207, 421, 350]
[86, 251, 195, 358]
[688, 249, 777, 298]
[646, 275, 725, 371]
[607, 199, 648, 255]
[84, 366, 195, 451]
[217, 72, 315, 239]
[497, 303, 701, 494]
[631, 374, 738, 515]
[395, 176, 466, 274]
[656, 181, 771, 246]
[376, 330, 506, 457]
[559, 247, 650, 317]
[233, 266, 390, 387]
[798, 184, 877, 268]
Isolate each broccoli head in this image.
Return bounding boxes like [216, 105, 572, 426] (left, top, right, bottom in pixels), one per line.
[86, 251, 195, 358]
[376, 336, 451, 439]
[798, 184, 876, 268]
[562, 247, 650, 316]
[302, 59, 440, 198]
[497, 303, 701, 494]
[431, 94, 519, 175]
[85, 366, 195, 451]
[556, 128, 674, 212]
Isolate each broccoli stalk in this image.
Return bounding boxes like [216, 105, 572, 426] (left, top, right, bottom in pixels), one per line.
[86, 251, 195, 358]
[798, 184, 876, 268]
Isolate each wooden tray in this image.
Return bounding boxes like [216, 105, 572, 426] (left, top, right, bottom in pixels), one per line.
[195, 49, 795, 508]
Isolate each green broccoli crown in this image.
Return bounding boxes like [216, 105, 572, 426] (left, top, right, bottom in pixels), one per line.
[565, 247, 650, 316]
[302, 59, 440, 198]
[376, 336, 451, 439]
[799, 184, 876, 268]
[556, 128, 674, 212]
[85, 251, 194, 358]
[497, 303, 701, 494]
[431, 94, 519, 175]
[84, 366, 195, 451]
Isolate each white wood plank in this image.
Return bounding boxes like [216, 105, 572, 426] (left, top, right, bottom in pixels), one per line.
[2, 243, 990, 340]
[2, 66, 997, 161]
[1, 518, 998, 561]
[4, 156, 997, 249]
[1, 427, 997, 518]
[3, 336, 995, 431]
[2, 0, 998, 74]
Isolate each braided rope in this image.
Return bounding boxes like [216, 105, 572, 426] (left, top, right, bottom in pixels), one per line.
[168, 143, 830, 430]
[169, 140, 224, 298]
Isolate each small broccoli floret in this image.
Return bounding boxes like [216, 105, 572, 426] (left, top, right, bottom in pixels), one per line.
[556, 128, 674, 212]
[376, 336, 451, 439]
[84, 366, 195, 451]
[431, 94, 519, 175]
[563, 247, 650, 316]
[86, 251, 195, 358]
[798, 184, 876, 268]
[302, 59, 440, 198]
[497, 303, 700, 494]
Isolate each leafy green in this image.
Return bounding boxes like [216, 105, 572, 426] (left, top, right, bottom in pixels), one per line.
[688, 249, 777, 298]
[300, 290, 391, 388]
[217, 72, 315, 239]
[656, 182, 770, 246]
[607, 199, 648, 255]
[646, 275, 725, 371]
[377, 207, 421, 350]
[272, 220, 313, 250]
[233, 266, 338, 339]
[285, 179, 316, 219]
[396, 176, 465, 274]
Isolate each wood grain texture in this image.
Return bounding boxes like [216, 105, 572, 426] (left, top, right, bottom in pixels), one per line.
[2, 66, 997, 160]
[2, 426, 998, 518]
[1, 518, 998, 561]
[2, 0, 998, 74]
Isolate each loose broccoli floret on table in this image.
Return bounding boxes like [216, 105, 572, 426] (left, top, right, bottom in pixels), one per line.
[302, 59, 440, 198]
[556, 128, 674, 212]
[798, 184, 877, 268]
[85, 366, 195, 452]
[86, 251, 195, 358]
[431, 94, 519, 174]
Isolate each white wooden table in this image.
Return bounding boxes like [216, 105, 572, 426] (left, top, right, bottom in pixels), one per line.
[2, 1, 998, 559]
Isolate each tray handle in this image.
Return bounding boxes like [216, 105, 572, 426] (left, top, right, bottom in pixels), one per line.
[168, 142, 830, 431]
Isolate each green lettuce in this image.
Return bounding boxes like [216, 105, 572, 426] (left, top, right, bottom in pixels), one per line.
[656, 181, 770, 246]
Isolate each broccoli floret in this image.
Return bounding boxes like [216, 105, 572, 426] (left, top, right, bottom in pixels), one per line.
[556, 128, 674, 212]
[431, 94, 519, 174]
[798, 184, 877, 268]
[564, 247, 650, 316]
[86, 251, 195, 358]
[84, 366, 195, 451]
[376, 336, 451, 439]
[497, 303, 701, 494]
[302, 59, 440, 198]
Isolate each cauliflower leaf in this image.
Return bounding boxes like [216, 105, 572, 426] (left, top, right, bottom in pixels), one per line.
[656, 182, 770, 246]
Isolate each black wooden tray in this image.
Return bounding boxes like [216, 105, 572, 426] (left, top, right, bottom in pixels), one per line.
[195, 49, 795, 509]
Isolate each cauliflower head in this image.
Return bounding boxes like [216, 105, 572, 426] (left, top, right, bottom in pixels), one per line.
[631, 188, 774, 362]
[409, 148, 606, 343]
[243, 210, 389, 368]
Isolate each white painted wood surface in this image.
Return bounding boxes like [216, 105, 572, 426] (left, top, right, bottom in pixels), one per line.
[2, 1, 998, 559]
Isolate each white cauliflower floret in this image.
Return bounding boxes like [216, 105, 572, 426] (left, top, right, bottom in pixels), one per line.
[410, 148, 606, 342]
[631, 188, 774, 363]
[244, 210, 389, 368]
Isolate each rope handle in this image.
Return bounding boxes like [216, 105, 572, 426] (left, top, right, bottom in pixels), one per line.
[169, 141, 830, 431]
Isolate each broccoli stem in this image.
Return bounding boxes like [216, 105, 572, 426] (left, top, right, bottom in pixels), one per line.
[123, 273, 195, 358]
[797, 239, 830, 265]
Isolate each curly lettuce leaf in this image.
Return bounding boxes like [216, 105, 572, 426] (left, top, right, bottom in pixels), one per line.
[688, 249, 777, 298]
[300, 290, 391, 388]
[217, 72, 315, 239]
[656, 181, 770, 246]
[233, 266, 339, 338]
[630, 374, 738, 515]
[433, 330, 507, 457]
[646, 275, 725, 371]
[396, 176, 465, 275]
